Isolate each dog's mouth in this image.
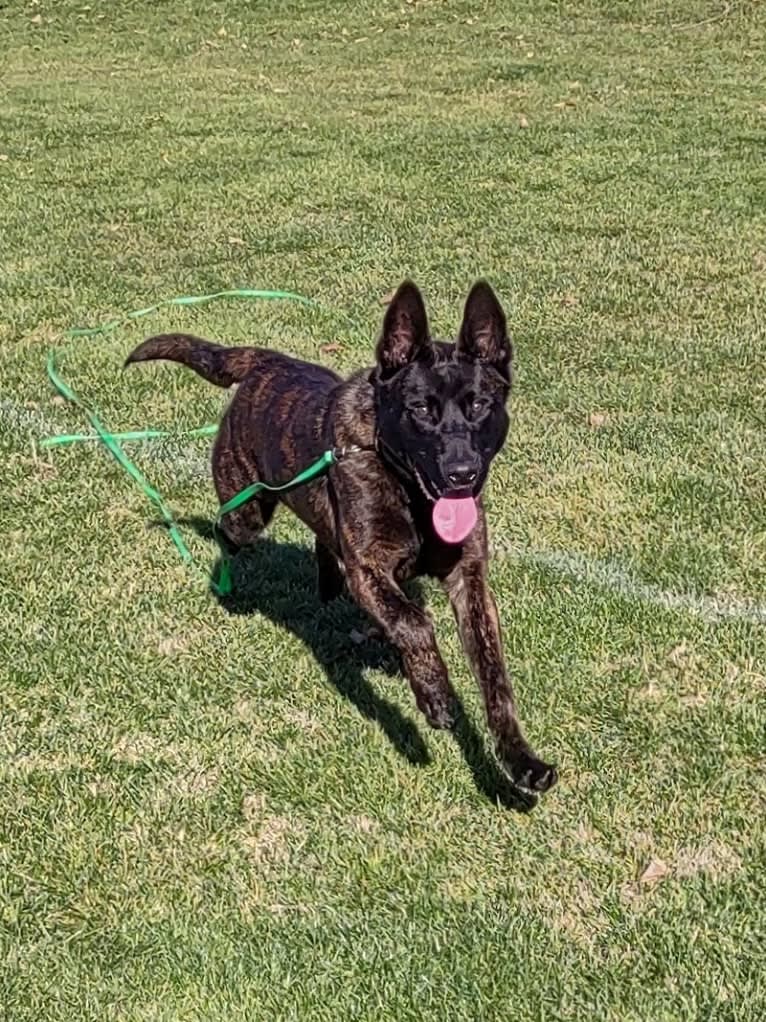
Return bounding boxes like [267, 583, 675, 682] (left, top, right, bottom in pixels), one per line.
[412, 467, 479, 544]
[411, 466, 439, 502]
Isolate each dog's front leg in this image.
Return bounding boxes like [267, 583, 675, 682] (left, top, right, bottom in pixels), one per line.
[443, 563, 557, 794]
[345, 562, 457, 730]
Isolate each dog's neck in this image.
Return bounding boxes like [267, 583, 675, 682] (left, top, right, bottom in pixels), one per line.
[375, 434, 413, 484]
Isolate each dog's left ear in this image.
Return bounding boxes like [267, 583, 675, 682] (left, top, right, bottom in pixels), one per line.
[376, 280, 432, 375]
[457, 281, 512, 381]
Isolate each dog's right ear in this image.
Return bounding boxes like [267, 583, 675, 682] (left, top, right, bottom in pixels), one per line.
[457, 280, 512, 381]
[375, 281, 432, 375]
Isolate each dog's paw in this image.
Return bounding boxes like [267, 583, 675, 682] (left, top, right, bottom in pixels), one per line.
[418, 687, 458, 731]
[500, 748, 558, 795]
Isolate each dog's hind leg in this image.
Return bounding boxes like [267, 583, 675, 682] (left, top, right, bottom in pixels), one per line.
[216, 496, 277, 552]
[213, 436, 278, 549]
[315, 540, 345, 602]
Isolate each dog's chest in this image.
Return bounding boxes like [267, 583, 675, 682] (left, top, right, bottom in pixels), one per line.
[413, 534, 464, 580]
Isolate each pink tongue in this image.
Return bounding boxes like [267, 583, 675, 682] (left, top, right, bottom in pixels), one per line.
[432, 497, 478, 544]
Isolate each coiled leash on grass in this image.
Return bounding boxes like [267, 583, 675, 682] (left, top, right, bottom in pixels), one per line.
[41, 288, 365, 596]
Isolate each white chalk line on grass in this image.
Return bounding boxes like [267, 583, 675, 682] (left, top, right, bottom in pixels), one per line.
[4, 397, 765, 625]
[2, 398, 211, 479]
[494, 542, 766, 626]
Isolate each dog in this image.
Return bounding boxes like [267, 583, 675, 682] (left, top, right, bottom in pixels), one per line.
[126, 281, 557, 795]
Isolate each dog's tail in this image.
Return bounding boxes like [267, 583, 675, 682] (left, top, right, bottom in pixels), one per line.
[124, 334, 262, 388]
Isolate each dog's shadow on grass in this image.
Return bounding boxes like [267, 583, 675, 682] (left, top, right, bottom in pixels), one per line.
[176, 517, 534, 811]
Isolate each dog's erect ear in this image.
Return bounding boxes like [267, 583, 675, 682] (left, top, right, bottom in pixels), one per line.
[457, 281, 512, 380]
[376, 281, 432, 374]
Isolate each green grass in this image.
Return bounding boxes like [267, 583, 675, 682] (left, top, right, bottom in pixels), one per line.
[2, 0, 765, 1018]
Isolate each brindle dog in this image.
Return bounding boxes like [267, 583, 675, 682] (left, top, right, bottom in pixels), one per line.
[126, 281, 557, 795]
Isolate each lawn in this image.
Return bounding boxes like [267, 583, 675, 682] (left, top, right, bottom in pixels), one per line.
[1, 0, 765, 1018]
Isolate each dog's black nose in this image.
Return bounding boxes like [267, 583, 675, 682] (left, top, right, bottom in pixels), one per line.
[446, 464, 478, 489]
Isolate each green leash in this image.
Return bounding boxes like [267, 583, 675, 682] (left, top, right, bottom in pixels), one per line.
[40, 424, 219, 448]
[43, 288, 362, 596]
[65, 288, 317, 338]
[45, 352, 216, 586]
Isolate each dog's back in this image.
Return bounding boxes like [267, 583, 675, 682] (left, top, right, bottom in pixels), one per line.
[126, 332, 346, 546]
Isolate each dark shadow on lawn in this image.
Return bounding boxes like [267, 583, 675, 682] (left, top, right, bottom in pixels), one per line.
[169, 517, 535, 810]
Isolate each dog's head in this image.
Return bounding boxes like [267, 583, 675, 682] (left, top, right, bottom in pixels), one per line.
[372, 280, 512, 526]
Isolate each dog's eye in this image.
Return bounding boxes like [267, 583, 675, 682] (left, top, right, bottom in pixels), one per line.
[470, 398, 487, 415]
[409, 402, 430, 418]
